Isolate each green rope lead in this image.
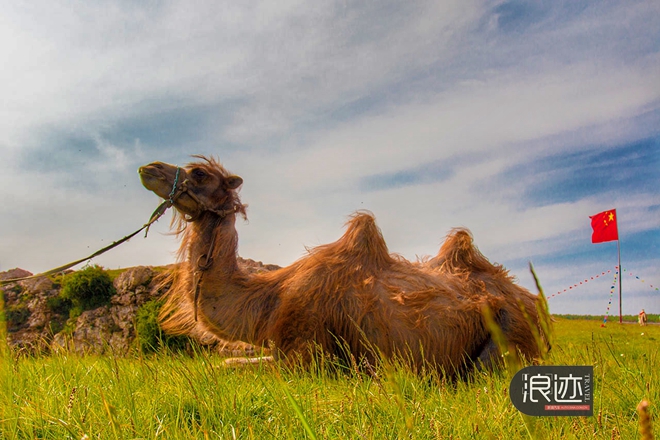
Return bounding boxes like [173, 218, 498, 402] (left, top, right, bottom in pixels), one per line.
[0, 201, 172, 286]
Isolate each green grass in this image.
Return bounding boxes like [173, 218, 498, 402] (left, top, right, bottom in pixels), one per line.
[0, 318, 657, 439]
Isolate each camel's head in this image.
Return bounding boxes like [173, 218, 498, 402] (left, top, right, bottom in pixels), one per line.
[139, 156, 245, 221]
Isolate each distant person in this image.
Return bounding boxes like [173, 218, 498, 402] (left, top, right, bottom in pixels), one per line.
[638, 309, 647, 326]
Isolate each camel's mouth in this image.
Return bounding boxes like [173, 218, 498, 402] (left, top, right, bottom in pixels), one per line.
[138, 165, 165, 180]
[138, 162, 178, 197]
[138, 168, 162, 191]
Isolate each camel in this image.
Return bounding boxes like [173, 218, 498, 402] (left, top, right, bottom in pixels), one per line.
[139, 156, 550, 376]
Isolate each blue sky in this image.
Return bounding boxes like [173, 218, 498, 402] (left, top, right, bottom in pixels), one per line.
[1, 0, 658, 315]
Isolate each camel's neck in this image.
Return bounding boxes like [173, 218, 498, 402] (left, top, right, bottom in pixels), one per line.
[188, 213, 240, 276]
[186, 213, 273, 344]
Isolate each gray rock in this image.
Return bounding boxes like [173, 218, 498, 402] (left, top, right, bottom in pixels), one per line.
[68, 306, 127, 355]
[20, 276, 53, 293]
[113, 266, 154, 293]
[0, 268, 32, 281]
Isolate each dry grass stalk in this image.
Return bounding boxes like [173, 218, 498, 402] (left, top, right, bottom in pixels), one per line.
[638, 399, 654, 440]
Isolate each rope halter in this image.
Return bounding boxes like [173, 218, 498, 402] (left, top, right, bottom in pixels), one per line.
[165, 166, 238, 222]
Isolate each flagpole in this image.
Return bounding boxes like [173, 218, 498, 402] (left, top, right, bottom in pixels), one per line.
[590, 209, 622, 325]
[617, 220, 622, 324]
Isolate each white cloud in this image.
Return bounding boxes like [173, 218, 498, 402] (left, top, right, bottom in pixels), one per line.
[277, 61, 660, 190]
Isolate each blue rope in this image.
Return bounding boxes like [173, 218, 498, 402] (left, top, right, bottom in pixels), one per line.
[168, 167, 180, 204]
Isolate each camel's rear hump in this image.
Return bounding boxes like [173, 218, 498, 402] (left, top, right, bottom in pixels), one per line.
[430, 228, 502, 276]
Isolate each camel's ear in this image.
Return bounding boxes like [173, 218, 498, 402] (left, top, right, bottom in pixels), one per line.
[225, 175, 243, 190]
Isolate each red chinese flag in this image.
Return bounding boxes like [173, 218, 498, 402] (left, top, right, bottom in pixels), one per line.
[590, 209, 618, 243]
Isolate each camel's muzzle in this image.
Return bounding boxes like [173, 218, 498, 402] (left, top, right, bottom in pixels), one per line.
[138, 162, 181, 200]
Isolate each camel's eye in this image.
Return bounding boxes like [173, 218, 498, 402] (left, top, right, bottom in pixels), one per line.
[191, 168, 207, 179]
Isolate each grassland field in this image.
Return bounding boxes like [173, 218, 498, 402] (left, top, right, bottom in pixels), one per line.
[0, 317, 657, 439]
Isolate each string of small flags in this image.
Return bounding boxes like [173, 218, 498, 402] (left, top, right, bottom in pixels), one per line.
[546, 269, 612, 300]
[621, 268, 659, 291]
[601, 269, 619, 327]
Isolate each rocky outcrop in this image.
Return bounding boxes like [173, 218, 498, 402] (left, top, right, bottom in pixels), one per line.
[51, 266, 160, 355]
[0, 268, 32, 282]
[1, 270, 63, 354]
[2, 258, 279, 356]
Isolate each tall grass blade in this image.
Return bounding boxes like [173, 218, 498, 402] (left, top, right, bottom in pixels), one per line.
[637, 399, 654, 440]
[0, 288, 6, 361]
[0, 287, 10, 437]
[517, 299, 548, 363]
[481, 304, 520, 374]
[281, 384, 318, 440]
[530, 262, 554, 350]
[100, 389, 122, 440]
[481, 304, 543, 439]
[384, 365, 414, 437]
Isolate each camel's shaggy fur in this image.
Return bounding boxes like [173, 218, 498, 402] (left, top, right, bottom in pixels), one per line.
[139, 156, 549, 376]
